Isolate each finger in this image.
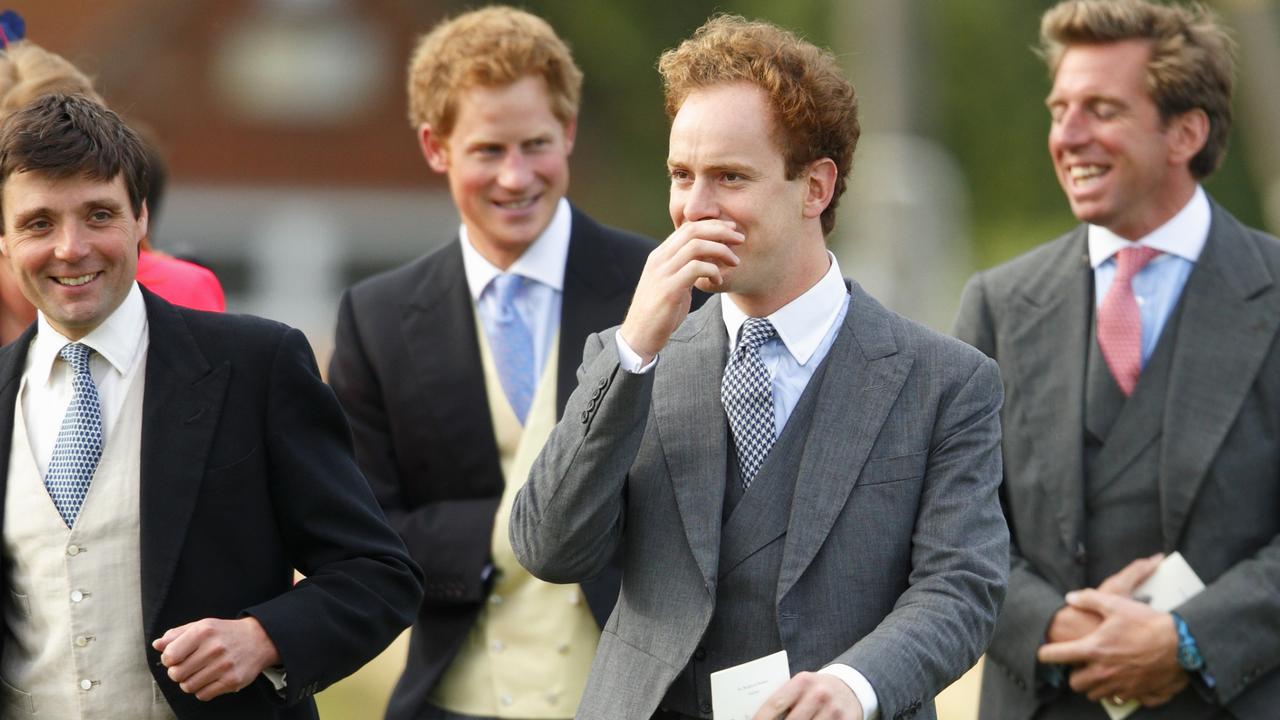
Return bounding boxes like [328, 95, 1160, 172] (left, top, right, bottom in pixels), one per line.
[159, 623, 207, 667]
[1099, 554, 1164, 596]
[669, 237, 741, 268]
[153, 623, 192, 654]
[1063, 589, 1123, 616]
[753, 677, 801, 720]
[657, 220, 743, 260]
[1038, 637, 1092, 665]
[674, 260, 727, 291]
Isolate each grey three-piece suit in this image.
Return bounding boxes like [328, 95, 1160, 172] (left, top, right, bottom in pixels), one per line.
[512, 286, 1009, 720]
[955, 200, 1280, 720]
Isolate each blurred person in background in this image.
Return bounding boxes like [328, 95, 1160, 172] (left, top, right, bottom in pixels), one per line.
[0, 22, 224, 347]
[328, 6, 653, 720]
[0, 92, 420, 720]
[955, 1, 1280, 718]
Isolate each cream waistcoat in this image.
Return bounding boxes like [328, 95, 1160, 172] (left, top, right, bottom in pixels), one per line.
[430, 322, 599, 719]
[1, 356, 175, 719]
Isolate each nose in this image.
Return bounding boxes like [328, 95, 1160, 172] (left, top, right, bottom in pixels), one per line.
[1051, 106, 1091, 151]
[497, 150, 534, 191]
[676, 177, 720, 223]
[53, 224, 90, 263]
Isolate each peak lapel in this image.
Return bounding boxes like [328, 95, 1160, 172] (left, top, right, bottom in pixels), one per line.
[0, 325, 37, 532]
[779, 286, 911, 599]
[139, 291, 229, 634]
[653, 297, 728, 589]
[1007, 232, 1091, 559]
[1161, 206, 1279, 549]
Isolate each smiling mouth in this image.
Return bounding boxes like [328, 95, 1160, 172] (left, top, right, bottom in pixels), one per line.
[54, 273, 98, 287]
[1067, 164, 1109, 187]
[493, 196, 539, 210]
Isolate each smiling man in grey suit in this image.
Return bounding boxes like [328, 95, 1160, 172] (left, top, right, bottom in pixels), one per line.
[955, 1, 1280, 719]
[511, 15, 1008, 720]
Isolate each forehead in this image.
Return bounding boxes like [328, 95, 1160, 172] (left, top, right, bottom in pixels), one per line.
[1050, 39, 1153, 102]
[3, 171, 128, 215]
[668, 83, 783, 167]
[449, 75, 566, 138]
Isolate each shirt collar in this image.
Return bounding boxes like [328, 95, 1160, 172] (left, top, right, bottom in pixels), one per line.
[30, 282, 147, 387]
[722, 251, 848, 366]
[461, 197, 572, 300]
[1088, 185, 1210, 268]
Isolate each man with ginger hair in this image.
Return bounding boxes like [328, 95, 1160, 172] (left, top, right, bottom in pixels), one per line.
[956, 1, 1280, 718]
[328, 6, 651, 720]
[511, 15, 1007, 720]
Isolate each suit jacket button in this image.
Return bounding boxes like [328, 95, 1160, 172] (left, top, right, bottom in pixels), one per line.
[700, 701, 712, 714]
[597, 377, 608, 389]
[580, 409, 590, 424]
[1074, 541, 1087, 565]
[693, 646, 707, 661]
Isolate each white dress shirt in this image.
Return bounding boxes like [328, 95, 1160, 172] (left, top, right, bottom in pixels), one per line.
[1088, 185, 1208, 365]
[461, 197, 571, 384]
[21, 283, 148, 475]
[617, 253, 880, 720]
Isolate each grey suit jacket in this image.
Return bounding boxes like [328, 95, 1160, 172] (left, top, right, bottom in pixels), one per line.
[511, 286, 1009, 720]
[955, 201, 1280, 720]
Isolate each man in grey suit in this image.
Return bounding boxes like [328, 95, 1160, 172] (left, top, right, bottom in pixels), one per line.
[955, 1, 1280, 718]
[511, 15, 1008, 720]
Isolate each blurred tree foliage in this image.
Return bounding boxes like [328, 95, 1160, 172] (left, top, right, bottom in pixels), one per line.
[432, 0, 1264, 272]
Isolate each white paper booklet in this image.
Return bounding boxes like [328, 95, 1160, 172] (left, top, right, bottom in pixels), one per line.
[710, 650, 791, 720]
[1102, 552, 1205, 720]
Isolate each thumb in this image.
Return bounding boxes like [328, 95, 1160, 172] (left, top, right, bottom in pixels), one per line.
[1064, 588, 1122, 616]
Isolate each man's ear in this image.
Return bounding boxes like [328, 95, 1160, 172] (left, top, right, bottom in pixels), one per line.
[419, 123, 450, 174]
[562, 115, 578, 156]
[1167, 108, 1210, 168]
[802, 158, 838, 221]
[137, 200, 149, 254]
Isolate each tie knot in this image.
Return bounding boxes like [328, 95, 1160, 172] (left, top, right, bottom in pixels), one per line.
[737, 318, 777, 354]
[1114, 246, 1161, 281]
[58, 342, 93, 375]
[489, 273, 526, 307]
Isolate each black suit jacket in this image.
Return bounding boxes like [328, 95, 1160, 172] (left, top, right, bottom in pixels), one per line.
[0, 289, 423, 720]
[328, 206, 653, 718]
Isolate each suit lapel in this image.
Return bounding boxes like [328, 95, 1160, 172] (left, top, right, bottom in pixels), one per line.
[778, 285, 912, 600]
[1006, 230, 1092, 559]
[558, 207, 636, 416]
[0, 325, 37, 543]
[400, 243, 502, 486]
[139, 290, 229, 634]
[1161, 204, 1279, 549]
[653, 297, 728, 590]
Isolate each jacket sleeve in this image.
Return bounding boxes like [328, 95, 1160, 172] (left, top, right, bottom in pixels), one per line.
[510, 329, 652, 583]
[243, 326, 423, 705]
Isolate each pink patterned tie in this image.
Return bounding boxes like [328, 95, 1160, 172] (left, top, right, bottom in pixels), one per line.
[1097, 246, 1161, 396]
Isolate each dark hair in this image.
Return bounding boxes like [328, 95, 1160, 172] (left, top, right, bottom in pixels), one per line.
[0, 93, 149, 227]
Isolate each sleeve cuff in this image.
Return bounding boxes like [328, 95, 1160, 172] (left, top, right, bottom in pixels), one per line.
[615, 333, 658, 374]
[819, 664, 879, 720]
[262, 665, 287, 697]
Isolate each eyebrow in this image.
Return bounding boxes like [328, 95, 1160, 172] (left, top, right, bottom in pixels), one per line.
[11, 197, 127, 229]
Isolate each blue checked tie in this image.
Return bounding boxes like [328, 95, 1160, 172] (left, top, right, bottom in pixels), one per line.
[722, 318, 777, 489]
[44, 343, 103, 528]
[486, 273, 535, 424]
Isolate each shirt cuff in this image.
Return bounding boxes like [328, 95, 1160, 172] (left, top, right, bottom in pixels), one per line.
[819, 664, 879, 720]
[262, 664, 288, 697]
[614, 333, 658, 374]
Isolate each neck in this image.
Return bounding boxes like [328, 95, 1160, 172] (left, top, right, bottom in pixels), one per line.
[729, 244, 831, 318]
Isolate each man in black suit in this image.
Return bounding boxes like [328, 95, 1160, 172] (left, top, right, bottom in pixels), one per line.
[327, 7, 651, 720]
[0, 94, 421, 719]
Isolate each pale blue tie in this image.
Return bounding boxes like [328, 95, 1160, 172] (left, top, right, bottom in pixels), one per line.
[722, 318, 777, 489]
[486, 274, 535, 424]
[44, 343, 103, 528]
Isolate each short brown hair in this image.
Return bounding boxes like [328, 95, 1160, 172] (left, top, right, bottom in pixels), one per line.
[407, 6, 582, 136]
[0, 41, 103, 119]
[0, 93, 149, 228]
[659, 15, 859, 235]
[1039, 0, 1236, 178]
